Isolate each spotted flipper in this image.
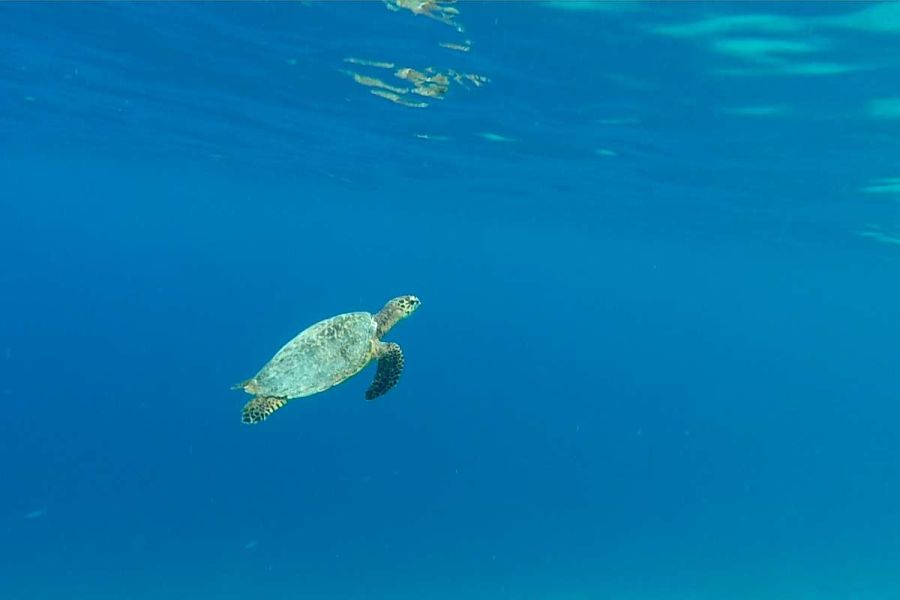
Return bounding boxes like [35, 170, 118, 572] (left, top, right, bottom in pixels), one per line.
[365, 342, 404, 400]
[242, 396, 288, 424]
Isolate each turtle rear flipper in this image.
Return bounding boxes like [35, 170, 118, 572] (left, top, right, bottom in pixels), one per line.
[366, 342, 404, 400]
[242, 396, 288, 424]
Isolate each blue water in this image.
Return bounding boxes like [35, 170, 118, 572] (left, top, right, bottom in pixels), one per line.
[3, 2, 900, 598]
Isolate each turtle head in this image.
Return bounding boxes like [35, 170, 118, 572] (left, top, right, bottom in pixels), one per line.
[390, 295, 421, 317]
[374, 295, 420, 338]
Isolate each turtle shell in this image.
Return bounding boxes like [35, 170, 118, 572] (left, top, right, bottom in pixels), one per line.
[248, 312, 377, 399]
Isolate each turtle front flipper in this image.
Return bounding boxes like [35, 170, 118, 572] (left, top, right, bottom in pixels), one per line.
[365, 342, 404, 400]
[242, 396, 289, 424]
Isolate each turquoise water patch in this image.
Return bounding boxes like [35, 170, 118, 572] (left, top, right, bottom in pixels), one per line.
[867, 98, 900, 119]
[711, 37, 821, 61]
[819, 2, 900, 33]
[653, 4, 900, 39]
[541, 0, 641, 12]
[717, 61, 863, 77]
[479, 132, 515, 142]
[781, 61, 862, 75]
[859, 229, 900, 245]
[861, 177, 900, 194]
[721, 104, 790, 117]
[651, 14, 802, 38]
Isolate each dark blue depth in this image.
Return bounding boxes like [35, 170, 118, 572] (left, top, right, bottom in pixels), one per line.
[2, 2, 900, 599]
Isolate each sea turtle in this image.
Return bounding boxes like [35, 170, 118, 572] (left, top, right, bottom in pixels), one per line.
[234, 295, 421, 424]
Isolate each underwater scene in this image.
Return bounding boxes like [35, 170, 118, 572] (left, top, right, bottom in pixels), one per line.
[2, 1, 900, 598]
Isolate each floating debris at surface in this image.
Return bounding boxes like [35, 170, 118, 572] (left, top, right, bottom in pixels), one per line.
[411, 84, 447, 99]
[344, 71, 409, 95]
[344, 57, 395, 69]
[383, 0, 464, 32]
[347, 0, 489, 109]
[344, 60, 488, 109]
[446, 71, 490, 89]
[463, 72, 489, 87]
[396, 67, 450, 99]
[370, 89, 428, 108]
[440, 41, 471, 52]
